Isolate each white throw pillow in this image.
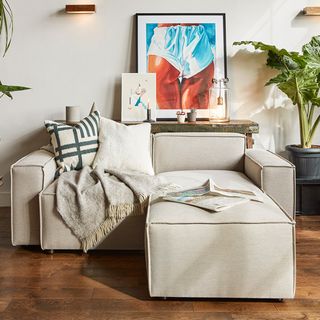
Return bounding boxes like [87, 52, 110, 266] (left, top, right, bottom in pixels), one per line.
[93, 118, 154, 175]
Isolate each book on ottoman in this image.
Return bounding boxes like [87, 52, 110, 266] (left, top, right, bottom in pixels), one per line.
[163, 179, 263, 212]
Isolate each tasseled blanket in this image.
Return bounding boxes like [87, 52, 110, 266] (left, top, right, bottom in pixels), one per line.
[56, 166, 177, 252]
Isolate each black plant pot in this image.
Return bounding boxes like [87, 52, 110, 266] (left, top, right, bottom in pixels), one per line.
[286, 145, 320, 180]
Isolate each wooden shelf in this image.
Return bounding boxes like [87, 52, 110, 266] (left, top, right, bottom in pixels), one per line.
[123, 120, 259, 148]
[303, 7, 320, 15]
[150, 120, 258, 134]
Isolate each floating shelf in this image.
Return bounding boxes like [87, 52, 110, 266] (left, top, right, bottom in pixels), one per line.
[65, 4, 96, 14]
[303, 7, 320, 16]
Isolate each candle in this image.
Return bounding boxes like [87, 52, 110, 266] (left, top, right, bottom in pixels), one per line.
[66, 106, 80, 124]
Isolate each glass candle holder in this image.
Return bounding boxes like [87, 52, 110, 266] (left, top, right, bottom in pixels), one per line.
[209, 78, 230, 122]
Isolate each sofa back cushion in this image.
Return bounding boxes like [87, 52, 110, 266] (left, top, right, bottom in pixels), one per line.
[93, 118, 154, 175]
[152, 133, 246, 174]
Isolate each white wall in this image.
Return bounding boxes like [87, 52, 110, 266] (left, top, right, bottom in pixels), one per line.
[1, 0, 320, 204]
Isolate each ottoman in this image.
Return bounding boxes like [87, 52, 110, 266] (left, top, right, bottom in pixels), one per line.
[145, 170, 296, 299]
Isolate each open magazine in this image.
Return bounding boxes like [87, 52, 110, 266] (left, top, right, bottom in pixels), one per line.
[163, 179, 263, 212]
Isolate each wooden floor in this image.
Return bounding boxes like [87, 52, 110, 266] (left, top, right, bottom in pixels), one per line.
[0, 207, 320, 320]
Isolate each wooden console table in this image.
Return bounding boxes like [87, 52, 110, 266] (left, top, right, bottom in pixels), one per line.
[125, 120, 259, 148]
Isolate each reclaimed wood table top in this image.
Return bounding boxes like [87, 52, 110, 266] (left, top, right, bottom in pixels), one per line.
[123, 120, 259, 135]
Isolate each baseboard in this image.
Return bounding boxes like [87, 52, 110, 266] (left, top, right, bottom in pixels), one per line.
[0, 192, 10, 207]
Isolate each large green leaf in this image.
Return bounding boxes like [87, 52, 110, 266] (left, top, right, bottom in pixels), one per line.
[233, 40, 304, 71]
[267, 69, 318, 105]
[233, 41, 295, 56]
[302, 35, 320, 71]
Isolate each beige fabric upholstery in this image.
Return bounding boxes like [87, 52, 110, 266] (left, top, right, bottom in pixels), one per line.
[40, 180, 145, 250]
[151, 170, 293, 224]
[153, 133, 246, 174]
[11, 150, 56, 245]
[146, 170, 295, 298]
[245, 149, 296, 219]
[11, 131, 296, 279]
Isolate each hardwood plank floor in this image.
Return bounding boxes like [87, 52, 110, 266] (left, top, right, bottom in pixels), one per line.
[0, 207, 319, 320]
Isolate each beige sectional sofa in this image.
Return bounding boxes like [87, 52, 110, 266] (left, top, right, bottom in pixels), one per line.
[11, 132, 296, 299]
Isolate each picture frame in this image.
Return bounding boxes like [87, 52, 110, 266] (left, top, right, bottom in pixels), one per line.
[121, 73, 156, 122]
[136, 13, 227, 120]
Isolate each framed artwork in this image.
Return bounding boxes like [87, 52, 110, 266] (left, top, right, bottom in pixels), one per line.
[136, 13, 227, 120]
[121, 73, 156, 122]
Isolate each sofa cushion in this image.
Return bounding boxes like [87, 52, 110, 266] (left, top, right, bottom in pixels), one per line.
[45, 111, 100, 176]
[153, 133, 246, 174]
[149, 170, 293, 225]
[93, 118, 154, 175]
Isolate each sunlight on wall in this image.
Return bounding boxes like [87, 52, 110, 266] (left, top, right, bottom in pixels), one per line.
[230, 0, 320, 151]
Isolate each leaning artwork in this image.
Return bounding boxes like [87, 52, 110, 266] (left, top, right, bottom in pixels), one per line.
[137, 13, 227, 119]
[121, 73, 156, 122]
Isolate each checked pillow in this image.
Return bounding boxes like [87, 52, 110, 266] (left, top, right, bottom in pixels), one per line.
[45, 111, 100, 177]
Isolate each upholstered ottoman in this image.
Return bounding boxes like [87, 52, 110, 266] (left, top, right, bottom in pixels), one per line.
[146, 170, 296, 299]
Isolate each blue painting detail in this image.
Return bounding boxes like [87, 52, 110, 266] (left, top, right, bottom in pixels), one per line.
[146, 23, 216, 79]
[146, 23, 158, 52]
[146, 24, 216, 52]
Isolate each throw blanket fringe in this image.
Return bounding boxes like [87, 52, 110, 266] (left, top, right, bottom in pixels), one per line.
[82, 199, 149, 252]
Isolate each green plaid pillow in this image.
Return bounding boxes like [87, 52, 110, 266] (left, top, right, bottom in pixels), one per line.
[45, 111, 100, 177]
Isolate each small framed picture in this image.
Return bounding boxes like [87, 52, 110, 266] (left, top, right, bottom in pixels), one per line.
[121, 73, 156, 122]
[136, 13, 227, 120]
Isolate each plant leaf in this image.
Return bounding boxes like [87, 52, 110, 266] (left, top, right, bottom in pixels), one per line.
[0, 0, 13, 56]
[0, 84, 30, 92]
[278, 70, 318, 105]
[0, 83, 30, 99]
[311, 97, 320, 107]
[234, 40, 304, 71]
[302, 35, 320, 71]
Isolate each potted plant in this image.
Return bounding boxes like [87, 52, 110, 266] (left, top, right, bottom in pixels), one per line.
[176, 109, 186, 123]
[0, 0, 29, 98]
[234, 36, 320, 180]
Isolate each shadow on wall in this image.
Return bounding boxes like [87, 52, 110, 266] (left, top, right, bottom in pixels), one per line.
[111, 79, 121, 121]
[230, 49, 296, 152]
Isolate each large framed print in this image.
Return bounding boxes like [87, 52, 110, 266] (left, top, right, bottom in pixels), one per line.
[136, 13, 227, 120]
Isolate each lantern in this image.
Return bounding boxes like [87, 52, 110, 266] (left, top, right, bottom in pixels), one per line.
[209, 78, 230, 122]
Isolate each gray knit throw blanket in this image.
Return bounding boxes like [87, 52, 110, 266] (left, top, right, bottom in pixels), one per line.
[56, 166, 176, 252]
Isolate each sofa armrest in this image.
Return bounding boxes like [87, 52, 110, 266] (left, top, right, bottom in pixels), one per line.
[245, 149, 296, 219]
[11, 149, 56, 245]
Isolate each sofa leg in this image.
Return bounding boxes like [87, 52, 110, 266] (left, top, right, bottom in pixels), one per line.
[49, 249, 54, 254]
[277, 298, 284, 302]
[163, 297, 167, 300]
